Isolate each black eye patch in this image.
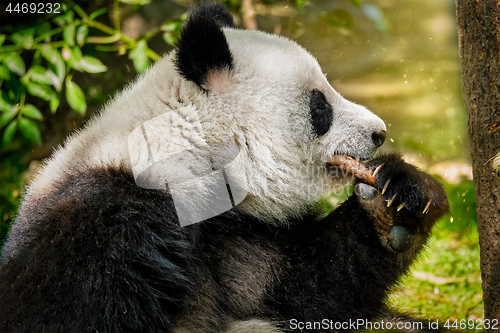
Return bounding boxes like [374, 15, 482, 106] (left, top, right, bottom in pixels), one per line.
[309, 89, 333, 136]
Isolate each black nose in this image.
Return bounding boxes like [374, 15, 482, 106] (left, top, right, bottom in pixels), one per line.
[372, 130, 386, 148]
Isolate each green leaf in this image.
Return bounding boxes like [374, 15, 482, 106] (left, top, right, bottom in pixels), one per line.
[120, 0, 151, 5]
[0, 63, 10, 80]
[321, 9, 355, 34]
[67, 46, 83, 71]
[2, 120, 18, 147]
[54, 53, 66, 85]
[332, 9, 354, 30]
[53, 10, 74, 26]
[0, 34, 5, 47]
[76, 25, 89, 47]
[162, 32, 176, 46]
[46, 69, 62, 91]
[6, 53, 26, 75]
[20, 73, 31, 86]
[19, 118, 42, 145]
[11, 33, 23, 45]
[50, 96, 60, 114]
[22, 104, 44, 121]
[7, 90, 15, 101]
[350, 0, 361, 8]
[36, 23, 52, 37]
[11, 32, 33, 49]
[71, 46, 83, 60]
[30, 65, 53, 85]
[63, 23, 76, 47]
[65, 78, 86, 115]
[129, 40, 150, 73]
[41, 45, 65, 87]
[293, 0, 305, 13]
[161, 22, 178, 32]
[41, 44, 57, 62]
[0, 94, 14, 112]
[80, 56, 107, 73]
[0, 108, 18, 128]
[20, 27, 37, 38]
[27, 82, 54, 101]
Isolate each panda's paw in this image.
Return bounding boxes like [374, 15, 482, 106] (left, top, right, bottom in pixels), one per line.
[354, 153, 449, 253]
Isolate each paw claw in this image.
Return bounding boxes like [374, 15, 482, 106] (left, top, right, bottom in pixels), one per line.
[372, 163, 385, 178]
[387, 194, 397, 207]
[423, 200, 432, 214]
[381, 180, 390, 195]
[397, 203, 405, 212]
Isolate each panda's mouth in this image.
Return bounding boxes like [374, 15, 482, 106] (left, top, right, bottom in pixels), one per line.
[329, 154, 369, 164]
[326, 153, 371, 169]
[325, 154, 378, 186]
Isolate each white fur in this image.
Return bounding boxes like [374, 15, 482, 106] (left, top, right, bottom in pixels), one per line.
[27, 27, 385, 224]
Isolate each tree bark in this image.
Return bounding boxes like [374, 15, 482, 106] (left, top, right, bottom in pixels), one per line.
[456, 0, 500, 324]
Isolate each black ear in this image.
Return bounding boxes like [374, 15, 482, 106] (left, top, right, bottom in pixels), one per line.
[175, 2, 235, 88]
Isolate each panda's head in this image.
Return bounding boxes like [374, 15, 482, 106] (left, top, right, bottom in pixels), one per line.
[157, 3, 386, 223]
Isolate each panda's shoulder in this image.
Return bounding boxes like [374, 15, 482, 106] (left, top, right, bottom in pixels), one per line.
[3, 166, 189, 264]
[42, 166, 179, 230]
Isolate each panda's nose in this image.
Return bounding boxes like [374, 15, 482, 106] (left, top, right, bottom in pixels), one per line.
[372, 130, 386, 148]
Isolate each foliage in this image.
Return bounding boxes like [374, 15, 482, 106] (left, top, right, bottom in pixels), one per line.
[319, 0, 387, 36]
[0, 0, 185, 148]
[222, 0, 307, 13]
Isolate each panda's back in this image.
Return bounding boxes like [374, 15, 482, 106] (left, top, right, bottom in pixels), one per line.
[0, 166, 196, 331]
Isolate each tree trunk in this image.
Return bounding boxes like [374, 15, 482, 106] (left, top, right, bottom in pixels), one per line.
[456, 0, 500, 324]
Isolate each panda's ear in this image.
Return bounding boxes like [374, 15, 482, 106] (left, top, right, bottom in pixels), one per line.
[175, 2, 235, 89]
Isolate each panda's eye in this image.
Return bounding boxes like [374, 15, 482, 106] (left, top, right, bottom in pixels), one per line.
[309, 89, 333, 136]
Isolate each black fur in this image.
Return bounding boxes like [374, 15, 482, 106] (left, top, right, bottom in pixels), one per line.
[0, 153, 449, 332]
[0, 167, 194, 332]
[365, 153, 449, 226]
[193, 2, 235, 28]
[309, 89, 334, 136]
[174, 2, 234, 88]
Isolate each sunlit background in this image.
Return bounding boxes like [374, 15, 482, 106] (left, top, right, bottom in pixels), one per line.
[0, 0, 481, 323]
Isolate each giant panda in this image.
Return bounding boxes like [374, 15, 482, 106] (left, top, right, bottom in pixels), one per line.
[0, 2, 449, 332]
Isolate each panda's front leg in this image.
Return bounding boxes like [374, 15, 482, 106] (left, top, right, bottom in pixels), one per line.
[355, 153, 449, 267]
[263, 154, 449, 330]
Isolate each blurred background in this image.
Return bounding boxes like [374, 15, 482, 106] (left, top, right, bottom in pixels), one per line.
[0, 0, 481, 323]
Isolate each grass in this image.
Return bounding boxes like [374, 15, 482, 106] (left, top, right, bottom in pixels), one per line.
[389, 221, 483, 321]
[388, 180, 484, 324]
